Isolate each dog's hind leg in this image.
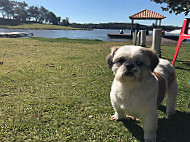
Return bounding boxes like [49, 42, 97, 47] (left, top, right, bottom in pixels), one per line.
[166, 79, 178, 117]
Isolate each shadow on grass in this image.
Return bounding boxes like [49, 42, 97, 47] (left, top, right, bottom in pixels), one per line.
[175, 66, 190, 71]
[122, 119, 144, 142]
[122, 105, 190, 142]
[0, 93, 17, 97]
[174, 60, 190, 71]
[157, 105, 190, 142]
[160, 57, 190, 71]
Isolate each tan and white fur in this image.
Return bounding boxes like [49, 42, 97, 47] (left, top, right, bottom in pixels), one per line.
[106, 45, 178, 142]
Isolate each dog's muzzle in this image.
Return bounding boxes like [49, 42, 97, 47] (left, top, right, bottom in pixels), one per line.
[124, 63, 137, 77]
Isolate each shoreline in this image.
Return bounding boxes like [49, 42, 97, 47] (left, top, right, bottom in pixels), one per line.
[0, 23, 81, 30]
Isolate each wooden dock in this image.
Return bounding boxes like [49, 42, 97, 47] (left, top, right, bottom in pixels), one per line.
[162, 35, 179, 41]
[0, 32, 33, 38]
[108, 33, 132, 39]
[108, 33, 178, 46]
[108, 33, 179, 40]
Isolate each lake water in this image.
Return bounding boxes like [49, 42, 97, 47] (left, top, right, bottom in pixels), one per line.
[0, 28, 183, 43]
[0, 28, 131, 42]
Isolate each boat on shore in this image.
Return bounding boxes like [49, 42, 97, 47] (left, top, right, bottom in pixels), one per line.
[0, 32, 33, 38]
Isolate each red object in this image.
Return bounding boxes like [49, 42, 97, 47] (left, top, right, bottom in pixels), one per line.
[172, 18, 190, 66]
[162, 30, 165, 35]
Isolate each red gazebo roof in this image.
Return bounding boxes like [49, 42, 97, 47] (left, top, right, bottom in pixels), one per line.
[129, 9, 166, 20]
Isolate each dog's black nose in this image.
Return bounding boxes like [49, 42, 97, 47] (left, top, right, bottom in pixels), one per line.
[124, 63, 136, 76]
[126, 63, 135, 70]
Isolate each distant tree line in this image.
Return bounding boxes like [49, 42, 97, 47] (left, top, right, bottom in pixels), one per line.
[0, 0, 69, 25]
[70, 23, 132, 29]
[70, 22, 180, 31]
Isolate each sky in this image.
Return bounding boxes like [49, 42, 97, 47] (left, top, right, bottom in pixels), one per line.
[16, 0, 188, 26]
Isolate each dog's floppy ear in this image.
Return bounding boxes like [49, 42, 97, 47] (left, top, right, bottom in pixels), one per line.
[106, 46, 120, 68]
[140, 48, 159, 72]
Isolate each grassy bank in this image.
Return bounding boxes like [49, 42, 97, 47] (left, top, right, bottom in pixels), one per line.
[0, 23, 80, 30]
[0, 38, 189, 141]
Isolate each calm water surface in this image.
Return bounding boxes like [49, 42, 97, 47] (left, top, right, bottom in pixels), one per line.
[0, 28, 183, 42]
[0, 28, 131, 42]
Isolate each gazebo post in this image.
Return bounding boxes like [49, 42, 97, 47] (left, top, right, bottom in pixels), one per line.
[131, 19, 134, 36]
[155, 19, 158, 27]
[159, 19, 162, 27]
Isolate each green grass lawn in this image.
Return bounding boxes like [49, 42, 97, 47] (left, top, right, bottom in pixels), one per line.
[0, 37, 189, 142]
[0, 24, 80, 30]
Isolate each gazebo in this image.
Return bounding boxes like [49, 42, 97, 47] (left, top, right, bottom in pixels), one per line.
[129, 9, 166, 35]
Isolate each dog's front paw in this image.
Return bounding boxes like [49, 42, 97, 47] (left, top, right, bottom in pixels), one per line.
[145, 139, 156, 142]
[110, 114, 125, 121]
[110, 115, 118, 121]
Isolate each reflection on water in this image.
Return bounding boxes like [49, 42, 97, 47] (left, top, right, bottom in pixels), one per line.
[0, 28, 131, 42]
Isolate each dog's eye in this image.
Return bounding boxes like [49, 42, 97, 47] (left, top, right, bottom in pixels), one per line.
[136, 61, 143, 67]
[117, 57, 126, 64]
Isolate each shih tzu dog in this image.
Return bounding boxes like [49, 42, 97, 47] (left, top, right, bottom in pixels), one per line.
[106, 45, 178, 142]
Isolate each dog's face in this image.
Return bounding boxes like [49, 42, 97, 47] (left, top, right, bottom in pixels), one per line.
[106, 46, 159, 83]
